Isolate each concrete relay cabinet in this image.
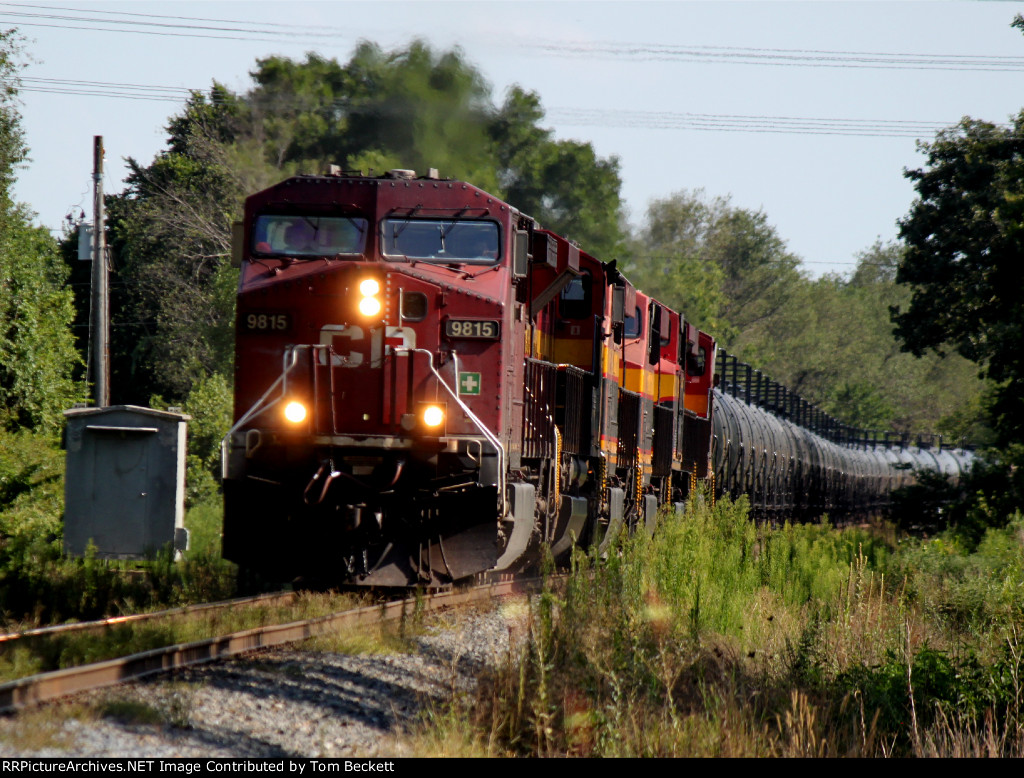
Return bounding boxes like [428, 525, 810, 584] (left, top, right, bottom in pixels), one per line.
[64, 405, 191, 559]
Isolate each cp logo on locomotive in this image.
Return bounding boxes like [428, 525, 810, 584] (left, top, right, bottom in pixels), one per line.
[318, 324, 417, 367]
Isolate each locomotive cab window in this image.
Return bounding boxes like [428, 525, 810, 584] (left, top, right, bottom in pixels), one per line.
[687, 346, 707, 377]
[381, 218, 500, 264]
[623, 306, 642, 340]
[558, 270, 592, 320]
[680, 339, 693, 366]
[252, 215, 367, 258]
[648, 304, 671, 364]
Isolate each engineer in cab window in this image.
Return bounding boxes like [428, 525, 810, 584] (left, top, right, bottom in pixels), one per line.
[284, 221, 316, 254]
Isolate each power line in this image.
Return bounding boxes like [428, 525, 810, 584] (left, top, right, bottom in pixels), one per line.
[0, 6, 347, 41]
[18, 75, 192, 101]
[547, 108, 973, 139]
[0, 19, 291, 43]
[531, 40, 1024, 73]
[3, 3, 1024, 73]
[7, 74, 996, 139]
[6, 2, 346, 33]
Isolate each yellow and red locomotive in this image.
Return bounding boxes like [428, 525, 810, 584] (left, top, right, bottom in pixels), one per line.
[221, 169, 971, 588]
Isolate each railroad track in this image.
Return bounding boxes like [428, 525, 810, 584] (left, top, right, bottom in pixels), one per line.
[0, 590, 297, 647]
[0, 577, 537, 713]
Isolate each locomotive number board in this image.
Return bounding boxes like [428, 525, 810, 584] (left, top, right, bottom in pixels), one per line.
[242, 311, 292, 332]
[444, 319, 500, 339]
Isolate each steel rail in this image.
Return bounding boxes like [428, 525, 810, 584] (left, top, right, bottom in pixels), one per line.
[0, 591, 297, 646]
[0, 578, 537, 713]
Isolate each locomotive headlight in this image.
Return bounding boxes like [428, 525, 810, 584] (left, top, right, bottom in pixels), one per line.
[422, 404, 445, 428]
[358, 296, 382, 316]
[357, 277, 382, 317]
[284, 401, 307, 424]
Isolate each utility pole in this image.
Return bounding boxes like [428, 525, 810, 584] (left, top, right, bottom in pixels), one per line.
[91, 136, 109, 407]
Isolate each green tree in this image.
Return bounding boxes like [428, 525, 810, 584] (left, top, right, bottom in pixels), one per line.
[706, 206, 803, 337]
[626, 186, 984, 438]
[622, 189, 801, 344]
[0, 31, 80, 430]
[742, 242, 983, 436]
[621, 189, 730, 336]
[250, 43, 501, 192]
[105, 87, 245, 401]
[0, 217, 80, 430]
[842, 243, 983, 437]
[894, 114, 1024, 446]
[491, 87, 625, 257]
[247, 48, 625, 257]
[151, 372, 232, 506]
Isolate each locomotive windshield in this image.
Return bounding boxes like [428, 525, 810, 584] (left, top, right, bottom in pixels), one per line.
[381, 218, 500, 264]
[252, 215, 367, 258]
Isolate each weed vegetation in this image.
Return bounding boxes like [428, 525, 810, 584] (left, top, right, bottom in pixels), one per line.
[413, 496, 1024, 757]
[6, 430, 1024, 756]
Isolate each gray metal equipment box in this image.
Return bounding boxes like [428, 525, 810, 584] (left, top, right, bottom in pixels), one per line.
[63, 405, 191, 559]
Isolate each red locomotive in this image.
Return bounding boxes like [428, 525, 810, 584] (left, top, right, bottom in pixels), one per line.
[221, 169, 716, 587]
[221, 169, 970, 588]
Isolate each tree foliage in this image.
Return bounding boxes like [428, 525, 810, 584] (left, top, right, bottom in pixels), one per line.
[894, 115, 1024, 446]
[623, 188, 983, 438]
[621, 190, 730, 337]
[105, 88, 244, 400]
[743, 243, 983, 436]
[0, 216, 80, 430]
[622, 189, 802, 346]
[0, 30, 79, 430]
[249, 44, 501, 192]
[492, 87, 624, 257]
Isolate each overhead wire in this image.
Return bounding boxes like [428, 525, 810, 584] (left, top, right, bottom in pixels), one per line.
[0, 19, 292, 43]
[3, 1, 349, 33]
[1, 3, 1017, 140]
[3, 3, 1024, 72]
[8, 74, 999, 138]
[2, 71, 1000, 139]
[0, 6, 347, 42]
[529, 41, 1024, 72]
[547, 108, 971, 138]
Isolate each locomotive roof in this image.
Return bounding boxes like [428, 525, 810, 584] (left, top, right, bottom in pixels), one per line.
[247, 171, 521, 216]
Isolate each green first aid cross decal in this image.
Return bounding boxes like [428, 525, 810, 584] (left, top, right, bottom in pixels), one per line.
[459, 372, 481, 396]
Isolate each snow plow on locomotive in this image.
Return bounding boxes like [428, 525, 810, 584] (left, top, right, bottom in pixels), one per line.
[221, 169, 971, 588]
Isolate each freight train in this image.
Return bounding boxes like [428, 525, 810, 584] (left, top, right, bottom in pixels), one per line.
[220, 169, 971, 587]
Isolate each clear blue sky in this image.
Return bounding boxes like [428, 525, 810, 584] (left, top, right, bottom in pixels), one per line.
[4, 0, 1024, 277]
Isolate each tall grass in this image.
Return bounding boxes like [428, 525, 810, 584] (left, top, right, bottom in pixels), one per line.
[412, 496, 1024, 757]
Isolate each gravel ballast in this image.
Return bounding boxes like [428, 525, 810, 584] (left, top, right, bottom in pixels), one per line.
[0, 600, 531, 758]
